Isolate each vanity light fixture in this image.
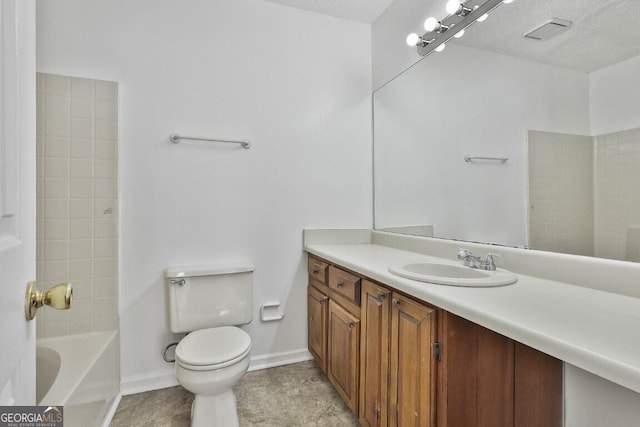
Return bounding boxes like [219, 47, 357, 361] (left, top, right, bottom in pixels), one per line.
[407, 0, 511, 57]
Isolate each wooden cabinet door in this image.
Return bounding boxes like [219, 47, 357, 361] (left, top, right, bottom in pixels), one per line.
[308, 285, 329, 372]
[389, 293, 437, 427]
[328, 299, 361, 413]
[514, 342, 563, 427]
[360, 280, 391, 427]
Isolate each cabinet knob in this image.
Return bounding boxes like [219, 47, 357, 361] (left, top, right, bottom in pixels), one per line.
[392, 298, 400, 307]
[336, 282, 344, 288]
[348, 321, 355, 329]
[375, 291, 385, 301]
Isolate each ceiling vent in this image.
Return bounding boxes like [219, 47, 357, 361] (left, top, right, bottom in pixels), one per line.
[524, 18, 572, 41]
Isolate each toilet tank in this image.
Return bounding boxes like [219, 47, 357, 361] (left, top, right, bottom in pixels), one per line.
[166, 264, 253, 333]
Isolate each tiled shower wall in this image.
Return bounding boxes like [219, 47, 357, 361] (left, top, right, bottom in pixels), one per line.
[594, 128, 640, 262]
[36, 73, 118, 338]
[528, 128, 640, 262]
[528, 130, 594, 256]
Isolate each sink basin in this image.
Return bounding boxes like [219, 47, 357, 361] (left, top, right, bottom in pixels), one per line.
[388, 261, 517, 287]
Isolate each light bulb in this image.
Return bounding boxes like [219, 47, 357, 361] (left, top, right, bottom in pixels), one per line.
[406, 33, 420, 47]
[446, 0, 462, 15]
[454, 29, 465, 38]
[473, 5, 489, 22]
[435, 43, 446, 52]
[424, 17, 439, 32]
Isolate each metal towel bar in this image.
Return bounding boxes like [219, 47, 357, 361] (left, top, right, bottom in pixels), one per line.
[170, 133, 251, 149]
[464, 155, 508, 163]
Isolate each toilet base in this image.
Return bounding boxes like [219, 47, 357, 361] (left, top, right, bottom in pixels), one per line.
[191, 389, 239, 427]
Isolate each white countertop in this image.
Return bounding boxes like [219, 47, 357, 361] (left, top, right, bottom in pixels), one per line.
[306, 241, 640, 394]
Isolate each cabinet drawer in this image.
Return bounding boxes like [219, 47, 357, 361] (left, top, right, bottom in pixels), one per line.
[308, 256, 329, 285]
[329, 266, 361, 305]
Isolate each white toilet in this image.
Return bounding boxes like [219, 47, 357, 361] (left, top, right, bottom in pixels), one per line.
[166, 264, 253, 427]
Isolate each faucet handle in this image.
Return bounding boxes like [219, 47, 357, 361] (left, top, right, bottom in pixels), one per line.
[457, 248, 472, 260]
[482, 253, 501, 271]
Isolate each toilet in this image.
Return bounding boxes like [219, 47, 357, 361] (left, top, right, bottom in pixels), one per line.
[166, 264, 253, 427]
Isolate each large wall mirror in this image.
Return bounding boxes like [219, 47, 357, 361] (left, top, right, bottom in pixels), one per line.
[374, 0, 640, 262]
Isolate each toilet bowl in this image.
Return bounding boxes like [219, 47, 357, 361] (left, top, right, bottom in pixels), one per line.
[175, 327, 251, 427]
[166, 264, 254, 427]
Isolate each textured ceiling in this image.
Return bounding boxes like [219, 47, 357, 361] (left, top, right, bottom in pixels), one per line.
[262, 0, 395, 23]
[261, 0, 640, 72]
[454, 0, 640, 72]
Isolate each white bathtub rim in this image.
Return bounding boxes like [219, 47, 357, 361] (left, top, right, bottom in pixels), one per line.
[37, 330, 117, 406]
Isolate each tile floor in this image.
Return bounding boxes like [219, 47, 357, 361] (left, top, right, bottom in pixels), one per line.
[110, 361, 359, 426]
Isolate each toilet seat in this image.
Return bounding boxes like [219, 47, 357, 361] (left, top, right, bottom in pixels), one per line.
[176, 326, 251, 371]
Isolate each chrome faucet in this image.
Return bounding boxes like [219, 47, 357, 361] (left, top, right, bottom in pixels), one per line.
[457, 249, 501, 271]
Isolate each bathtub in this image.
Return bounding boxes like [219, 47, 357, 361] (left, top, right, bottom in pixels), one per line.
[36, 331, 119, 427]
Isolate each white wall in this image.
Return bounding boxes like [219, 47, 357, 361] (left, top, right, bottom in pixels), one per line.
[590, 55, 640, 136]
[374, 44, 590, 247]
[37, 0, 372, 390]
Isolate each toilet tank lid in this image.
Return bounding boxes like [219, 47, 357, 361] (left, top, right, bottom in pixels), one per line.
[165, 263, 254, 278]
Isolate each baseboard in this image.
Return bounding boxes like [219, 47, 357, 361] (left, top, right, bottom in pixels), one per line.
[119, 348, 313, 396]
[248, 348, 313, 372]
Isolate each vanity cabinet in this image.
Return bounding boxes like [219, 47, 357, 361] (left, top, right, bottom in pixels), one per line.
[308, 255, 361, 413]
[307, 285, 329, 372]
[360, 280, 438, 427]
[307, 256, 330, 371]
[307, 255, 562, 427]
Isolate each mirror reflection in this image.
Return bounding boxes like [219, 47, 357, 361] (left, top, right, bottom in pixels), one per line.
[374, 0, 640, 262]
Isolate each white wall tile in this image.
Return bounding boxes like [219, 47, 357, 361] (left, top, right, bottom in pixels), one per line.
[69, 218, 93, 239]
[44, 240, 69, 261]
[71, 97, 93, 119]
[95, 159, 115, 179]
[36, 74, 119, 339]
[69, 279, 93, 300]
[45, 74, 70, 96]
[70, 239, 92, 259]
[70, 159, 93, 178]
[70, 118, 93, 138]
[94, 258, 116, 278]
[95, 120, 117, 140]
[70, 259, 93, 280]
[95, 140, 116, 159]
[70, 199, 93, 218]
[44, 219, 69, 240]
[45, 95, 70, 117]
[44, 199, 69, 219]
[70, 179, 93, 198]
[70, 77, 94, 99]
[45, 136, 70, 158]
[94, 278, 117, 297]
[70, 138, 93, 158]
[94, 218, 116, 238]
[45, 116, 70, 137]
[45, 157, 68, 178]
[44, 260, 69, 282]
[44, 178, 68, 198]
[94, 239, 115, 258]
[95, 80, 117, 100]
[95, 100, 117, 121]
[94, 180, 115, 198]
